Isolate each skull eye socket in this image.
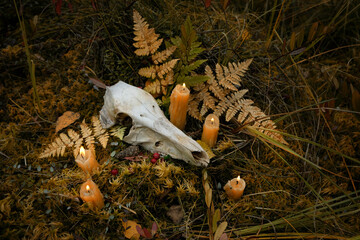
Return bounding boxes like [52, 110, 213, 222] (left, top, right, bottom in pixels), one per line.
[155, 141, 161, 147]
[116, 113, 132, 127]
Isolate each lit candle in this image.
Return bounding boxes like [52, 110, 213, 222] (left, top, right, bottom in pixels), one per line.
[75, 146, 99, 174]
[80, 179, 104, 210]
[169, 83, 190, 130]
[224, 176, 246, 200]
[201, 114, 219, 147]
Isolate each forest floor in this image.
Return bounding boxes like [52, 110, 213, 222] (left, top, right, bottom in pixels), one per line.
[1, 0, 360, 239]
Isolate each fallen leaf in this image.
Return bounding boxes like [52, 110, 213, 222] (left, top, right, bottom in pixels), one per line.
[122, 220, 141, 240]
[214, 221, 228, 240]
[55, 111, 80, 133]
[89, 77, 107, 89]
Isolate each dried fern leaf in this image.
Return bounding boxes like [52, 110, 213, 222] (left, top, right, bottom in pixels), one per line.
[39, 136, 66, 158]
[161, 71, 175, 95]
[59, 133, 72, 147]
[133, 10, 162, 56]
[144, 79, 161, 94]
[188, 96, 202, 121]
[73, 138, 83, 158]
[193, 82, 207, 92]
[213, 100, 229, 118]
[200, 104, 209, 117]
[218, 59, 253, 91]
[110, 126, 127, 140]
[67, 129, 80, 142]
[80, 120, 92, 138]
[156, 59, 179, 79]
[225, 105, 240, 121]
[139, 66, 156, 79]
[236, 99, 254, 123]
[92, 116, 109, 148]
[152, 46, 177, 64]
[80, 120, 94, 151]
[201, 91, 217, 110]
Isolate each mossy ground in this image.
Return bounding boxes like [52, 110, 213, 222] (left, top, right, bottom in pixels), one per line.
[1, 0, 360, 239]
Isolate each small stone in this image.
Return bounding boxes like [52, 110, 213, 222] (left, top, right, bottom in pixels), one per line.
[164, 155, 171, 160]
[151, 158, 157, 164]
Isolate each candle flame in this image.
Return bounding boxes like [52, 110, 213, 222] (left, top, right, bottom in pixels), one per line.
[80, 146, 85, 157]
[182, 83, 186, 88]
[86, 185, 90, 191]
[211, 117, 214, 124]
[237, 176, 241, 181]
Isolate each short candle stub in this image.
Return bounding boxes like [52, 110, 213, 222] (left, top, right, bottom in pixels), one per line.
[224, 175, 246, 200]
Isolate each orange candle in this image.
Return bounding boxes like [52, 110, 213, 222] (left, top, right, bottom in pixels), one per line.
[224, 176, 246, 200]
[201, 114, 219, 147]
[169, 83, 190, 130]
[75, 146, 99, 174]
[80, 179, 104, 210]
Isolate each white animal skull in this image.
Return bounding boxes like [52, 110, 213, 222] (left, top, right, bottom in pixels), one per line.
[99, 81, 209, 167]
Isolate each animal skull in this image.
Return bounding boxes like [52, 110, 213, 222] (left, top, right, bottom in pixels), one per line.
[99, 81, 209, 167]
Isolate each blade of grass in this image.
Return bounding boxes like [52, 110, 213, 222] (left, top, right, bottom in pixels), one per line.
[13, 0, 42, 113]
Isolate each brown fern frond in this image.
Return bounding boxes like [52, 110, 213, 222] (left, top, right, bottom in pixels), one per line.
[225, 105, 240, 122]
[73, 138, 83, 158]
[156, 59, 179, 79]
[193, 82, 207, 92]
[92, 116, 109, 148]
[133, 10, 162, 56]
[67, 129, 80, 142]
[205, 65, 215, 84]
[161, 71, 175, 95]
[201, 91, 217, 110]
[209, 82, 227, 100]
[139, 66, 156, 79]
[39, 137, 66, 158]
[236, 99, 254, 123]
[59, 133, 72, 147]
[200, 104, 209, 117]
[213, 100, 229, 117]
[188, 96, 202, 120]
[218, 59, 253, 90]
[152, 46, 177, 64]
[80, 120, 94, 151]
[144, 79, 161, 94]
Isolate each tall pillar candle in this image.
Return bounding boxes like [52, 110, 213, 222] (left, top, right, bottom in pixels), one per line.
[201, 114, 219, 147]
[80, 179, 104, 210]
[75, 146, 99, 175]
[169, 83, 190, 130]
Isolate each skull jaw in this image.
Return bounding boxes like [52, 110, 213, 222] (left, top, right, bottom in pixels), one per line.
[124, 126, 209, 167]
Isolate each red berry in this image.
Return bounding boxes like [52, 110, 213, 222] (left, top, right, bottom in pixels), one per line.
[153, 152, 160, 159]
[151, 158, 157, 164]
[110, 169, 118, 175]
